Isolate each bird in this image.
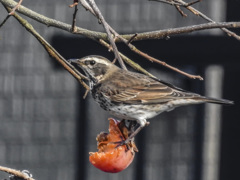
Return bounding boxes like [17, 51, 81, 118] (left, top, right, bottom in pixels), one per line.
[68, 55, 233, 144]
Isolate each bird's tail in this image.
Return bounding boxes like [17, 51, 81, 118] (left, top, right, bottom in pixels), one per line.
[195, 96, 234, 105]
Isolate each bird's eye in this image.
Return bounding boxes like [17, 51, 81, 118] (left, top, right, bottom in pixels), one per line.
[90, 60, 96, 65]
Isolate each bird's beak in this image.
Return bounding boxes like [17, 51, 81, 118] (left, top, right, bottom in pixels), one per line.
[68, 59, 85, 66]
[68, 58, 79, 64]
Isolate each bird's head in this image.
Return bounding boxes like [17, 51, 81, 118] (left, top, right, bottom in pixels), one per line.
[68, 55, 118, 84]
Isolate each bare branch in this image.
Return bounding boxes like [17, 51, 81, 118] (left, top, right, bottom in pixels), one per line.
[127, 33, 138, 44]
[0, 166, 35, 180]
[149, 0, 201, 7]
[69, 0, 79, 8]
[1, 0, 239, 80]
[99, 39, 156, 78]
[1, 0, 240, 42]
[186, 0, 202, 7]
[174, 4, 187, 17]
[182, 2, 240, 40]
[88, 0, 127, 70]
[79, 0, 96, 15]
[2, 4, 90, 92]
[122, 22, 240, 41]
[124, 42, 203, 80]
[0, 14, 10, 28]
[149, 0, 182, 6]
[137, 52, 203, 80]
[151, 0, 240, 40]
[8, 0, 22, 15]
[103, 25, 204, 80]
[83, 89, 90, 99]
[70, 4, 78, 32]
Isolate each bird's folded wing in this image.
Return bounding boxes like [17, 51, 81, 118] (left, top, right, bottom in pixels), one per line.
[102, 81, 198, 104]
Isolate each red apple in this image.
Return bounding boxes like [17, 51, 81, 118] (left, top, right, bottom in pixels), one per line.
[89, 118, 137, 173]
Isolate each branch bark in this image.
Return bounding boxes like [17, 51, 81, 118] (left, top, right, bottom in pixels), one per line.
[150, 0, 240, 40]
[1, 0, 240, 42]
[88, 0, 127, 70]
[0, 166, 35, 180]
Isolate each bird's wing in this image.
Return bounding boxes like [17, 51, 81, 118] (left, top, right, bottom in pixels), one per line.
[100, 71, 200, 104]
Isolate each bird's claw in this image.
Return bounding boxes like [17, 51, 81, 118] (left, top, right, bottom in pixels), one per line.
[112, 139, 130, 149]
[111, 138, 139, 153]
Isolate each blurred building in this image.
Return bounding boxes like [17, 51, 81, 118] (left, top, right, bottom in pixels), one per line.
[0, 0, 239, 180]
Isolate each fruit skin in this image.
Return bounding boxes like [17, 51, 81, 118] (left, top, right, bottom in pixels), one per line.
[89, 118, 136, 173]
[89, 145, 134, 173]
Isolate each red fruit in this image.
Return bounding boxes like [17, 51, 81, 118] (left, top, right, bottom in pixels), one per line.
[89, 118, 137, 173]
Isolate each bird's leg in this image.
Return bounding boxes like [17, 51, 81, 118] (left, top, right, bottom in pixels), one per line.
[124, 120, 149, 144]
[127, 120, 138, 135]
[114, 119, 149, 148]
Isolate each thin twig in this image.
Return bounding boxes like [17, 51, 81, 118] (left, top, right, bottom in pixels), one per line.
[0, 166, 35, 180]
[149, 0, 182, 6]
[149, 0, 200, 7]
[112, 58, 117, 64]
[83, 89, 90, 99]
[71, 4, 78, 32]
[4, 4, 91, 97]
[2, 4, 90, 92]
[105, 25, 204, 80]
[69, 2, 78, 8]
[135, 50, 203, 80]
[88, 0, 127, 70]
[123, 39, 203, 80]
[0, 14, 10, 28]
[79, 0, 96, 15]
[69, 0, 79, 8]
[186, 0, 201, 7]
[174, 5, 187, 17]
[178, 0, 240, 40]
[180, 0, 240, 40]
[152, 0, 240, 40]
[99, 39, 155, 78]
[127, 33, 138, 44]
[8, 0, 22, 15]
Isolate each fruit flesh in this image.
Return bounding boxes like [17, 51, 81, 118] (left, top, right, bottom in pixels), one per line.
[89, 118, 136, 173]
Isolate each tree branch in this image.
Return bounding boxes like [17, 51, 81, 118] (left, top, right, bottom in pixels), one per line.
[151, 0, 240, 40]
[70, 3, 78, 32]
[1, 0, 240, 42]
[98, 39, 156, 78]
[0, 166, 35, 180]
[0, 0, 155, 79]
[0, 13, 10, 28]
[8, 0, 22, 15]
[101, 24, 204, 80]
[68, 0, 203, 79]
[1, 0, 240, 80]
[2, 3, 90, 92]
[88, 0, 127, 70]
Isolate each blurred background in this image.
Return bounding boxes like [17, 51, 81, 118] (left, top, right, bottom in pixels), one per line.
[0, 0, 239, 180]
